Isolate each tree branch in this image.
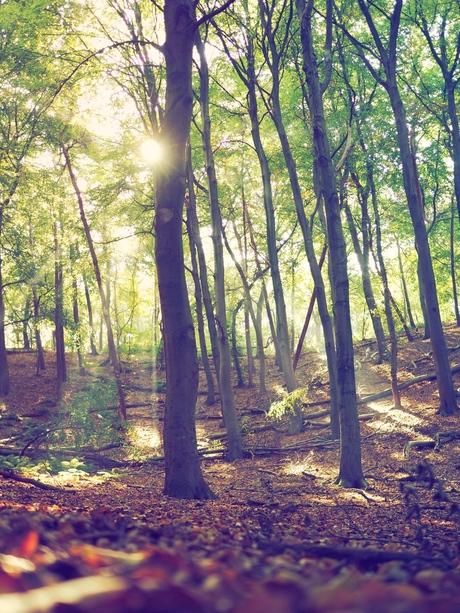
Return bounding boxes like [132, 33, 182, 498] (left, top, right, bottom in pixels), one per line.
[196, 0, 236, 28]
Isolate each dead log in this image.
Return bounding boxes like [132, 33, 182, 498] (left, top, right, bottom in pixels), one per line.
[358, 363, 460, 405]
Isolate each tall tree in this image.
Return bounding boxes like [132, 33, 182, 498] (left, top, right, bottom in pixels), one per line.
[153, 0, 238, 499]
[62, 143, 127, 422]
[296, 0, 366, 487]
[195, 31, 243, 459]
[339, 0, 458, 416]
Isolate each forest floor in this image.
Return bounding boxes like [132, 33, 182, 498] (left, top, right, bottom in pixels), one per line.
[1, 324, 460, 612]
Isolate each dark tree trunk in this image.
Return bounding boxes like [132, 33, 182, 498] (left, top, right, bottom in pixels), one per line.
[154, 0, 215, 499]
[297, 0, 366, 487]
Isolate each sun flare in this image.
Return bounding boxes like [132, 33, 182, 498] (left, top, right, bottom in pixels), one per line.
[140, 138, 163, 164]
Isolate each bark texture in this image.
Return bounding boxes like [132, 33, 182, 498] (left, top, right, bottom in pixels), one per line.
[154, 0, 215, 498]
[297, 0, 366, 487]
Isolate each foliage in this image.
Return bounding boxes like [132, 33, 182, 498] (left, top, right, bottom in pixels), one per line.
[268, 387, 309, 421]
[49, 376, 122, 451]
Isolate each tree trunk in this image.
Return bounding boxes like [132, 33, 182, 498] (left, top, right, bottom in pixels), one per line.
[257, 0, 339, 437]
[397, 240, 416, 330]
[153, 0, 216, 498]
[22, 296, 31, 350]
[196, 32, 243, 460]
[345, 178, 387, 362]
[62, 145, 126, 421]
[451, 207, 460, 326]
[246, 36, 297, 396]
[297, 0, 366, 487]
[222, 222, 267, 393]
[32, 287, 46, 373]
[53, 219, 66, 396]
[186, 154, 215, 406]
[369, 162, 401, 409]
[83, 274, 99, 356]
[231, 300, 245, 388]
[0, 257, 10, 395]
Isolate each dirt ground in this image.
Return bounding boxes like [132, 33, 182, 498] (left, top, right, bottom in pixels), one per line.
[1, 324, 460, 612]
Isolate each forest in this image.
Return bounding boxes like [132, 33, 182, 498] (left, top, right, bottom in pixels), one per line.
[1, 0, 460, 611]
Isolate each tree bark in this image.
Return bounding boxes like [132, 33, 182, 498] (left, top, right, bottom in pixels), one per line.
[297, 0, 366, 487]
[154, 0, 216, 498]
[196, 32, 243, 460]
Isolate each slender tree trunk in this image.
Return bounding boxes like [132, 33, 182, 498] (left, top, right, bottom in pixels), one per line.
[32, 287, 46, 372]
[240, 35, 297, 395]
[0, 257, 10, 395]
[153, 0, 216, 498]
[397, 240, 416, 329]
[297, 0, 365, 486]
[53, 219, 66, 396]
[186, 156, 215, 406]
[244, 307, 254, 388]
[196, 33, 242, 460]
[369, 167, 401, 409]
[451, 207, 460, 326]
[83, 274, 99, 356]
[257, 1, 339, 436]
[345, 178, 387, 362]
[22, 296, 31, 350]
[222, 224, 267, 393]
[62, 145, 126, 421]
[185, 163, 220, 384]
[231, 300, 245, 388]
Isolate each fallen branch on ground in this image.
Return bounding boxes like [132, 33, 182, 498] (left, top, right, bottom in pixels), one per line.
[404, 431, 460, 458]
[259, 539, 452, 569]
[358, 363, 460, 405]
[0, 468, 72, 492]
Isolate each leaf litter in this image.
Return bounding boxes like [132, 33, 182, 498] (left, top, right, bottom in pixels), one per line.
[1, 326, 460, 611]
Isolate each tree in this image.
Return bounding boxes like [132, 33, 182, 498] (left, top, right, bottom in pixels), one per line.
[62, 142, 127, 421]
[153, 0, 230, 499]
[339, 0, 458, 416]
[195, 31, 243, 459]
[296, 0, 366, 487]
